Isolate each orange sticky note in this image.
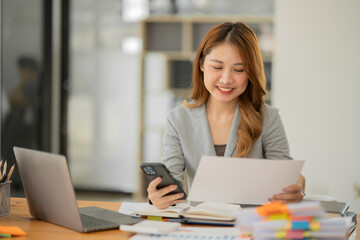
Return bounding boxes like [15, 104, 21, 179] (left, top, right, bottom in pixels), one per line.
[256, 202, 289, 216]
[0, 226, 26, 236]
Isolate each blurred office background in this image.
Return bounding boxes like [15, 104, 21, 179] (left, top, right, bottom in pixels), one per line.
[0, 0, 359, 212]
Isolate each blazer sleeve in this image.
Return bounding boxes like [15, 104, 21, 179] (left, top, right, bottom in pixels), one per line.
[262, 108, 293, 160]
[161, 112, 186, 186]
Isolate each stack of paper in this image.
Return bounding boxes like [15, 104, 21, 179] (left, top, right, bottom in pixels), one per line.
[130, 227, 247, 240]
[234, 201, 354, 240]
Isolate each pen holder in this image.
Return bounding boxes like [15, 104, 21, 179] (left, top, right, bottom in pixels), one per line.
[0, 181, 11, 217]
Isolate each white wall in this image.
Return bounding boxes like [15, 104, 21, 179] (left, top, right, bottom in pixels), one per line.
[273, 0, 360, 211]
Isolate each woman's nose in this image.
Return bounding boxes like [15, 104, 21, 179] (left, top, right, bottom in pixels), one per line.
[219, 70, 233, 84]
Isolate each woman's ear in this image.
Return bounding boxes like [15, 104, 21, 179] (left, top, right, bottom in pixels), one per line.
[199, 59, 204, 72]
[200, 62, 204, 72]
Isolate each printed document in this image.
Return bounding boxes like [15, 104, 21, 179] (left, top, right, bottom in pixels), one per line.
[188, 156, 305, 205]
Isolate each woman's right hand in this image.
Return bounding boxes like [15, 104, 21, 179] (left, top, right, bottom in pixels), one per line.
[147, 177, 185, 209]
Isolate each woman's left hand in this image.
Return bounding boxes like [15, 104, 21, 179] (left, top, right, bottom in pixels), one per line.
[268, 183, 304, 203]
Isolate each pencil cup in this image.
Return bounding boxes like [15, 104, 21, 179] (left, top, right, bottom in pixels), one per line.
[0, 181, 11, 217]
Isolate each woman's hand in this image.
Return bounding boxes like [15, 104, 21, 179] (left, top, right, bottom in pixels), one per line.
[147, 177, 185, 209]
[269, 183, 304, 203]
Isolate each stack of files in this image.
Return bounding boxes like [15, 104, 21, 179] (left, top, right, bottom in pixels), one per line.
[234, 201, 354, 240]
[252, 217, 353, 239]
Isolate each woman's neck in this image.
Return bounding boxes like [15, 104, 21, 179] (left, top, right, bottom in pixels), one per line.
[206, 97, 238, 119]
[206, 97, 238, 145]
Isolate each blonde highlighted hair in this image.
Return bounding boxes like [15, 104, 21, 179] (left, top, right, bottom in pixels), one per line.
[184, 22, 266, 157]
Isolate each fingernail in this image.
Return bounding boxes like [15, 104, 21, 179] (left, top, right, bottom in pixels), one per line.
[172, 185, 178, 190]
[157, 177, 162, 182]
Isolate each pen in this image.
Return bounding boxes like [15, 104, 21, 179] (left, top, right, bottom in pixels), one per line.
[0, 173, 7, 183]
[0, 160, 3, 178]
[2, 161, 7, 178]
[5, 165, 15, 182]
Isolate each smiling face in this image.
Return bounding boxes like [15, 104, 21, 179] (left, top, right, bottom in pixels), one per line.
[202, 42, 249, 106]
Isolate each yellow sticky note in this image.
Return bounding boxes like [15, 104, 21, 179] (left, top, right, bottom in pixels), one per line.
[269, 213, 289, 220]
[275, 230, 286, 238]
[310, 222, 320, 231]
[147, 216, 163, 221]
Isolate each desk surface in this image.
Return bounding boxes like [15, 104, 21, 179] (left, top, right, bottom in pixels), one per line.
[1, 198, 133, 240]
[1, 198, 359, 240]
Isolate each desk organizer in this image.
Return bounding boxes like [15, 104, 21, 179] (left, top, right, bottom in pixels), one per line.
[0, 181, 11, 217]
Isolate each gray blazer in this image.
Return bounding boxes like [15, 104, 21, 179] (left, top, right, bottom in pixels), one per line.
[161, 103, 292, 189]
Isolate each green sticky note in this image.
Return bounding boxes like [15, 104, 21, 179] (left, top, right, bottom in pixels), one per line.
[0, 233, 11, 238]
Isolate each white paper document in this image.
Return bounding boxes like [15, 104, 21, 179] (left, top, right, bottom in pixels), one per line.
[118, 202, 150, 215]
[188, 156, 305, 205]
[130, 227, 245, 240]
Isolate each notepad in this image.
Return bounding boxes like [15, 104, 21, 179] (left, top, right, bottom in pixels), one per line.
[0, 226, 26, 236]
[131, 202, 241, 221]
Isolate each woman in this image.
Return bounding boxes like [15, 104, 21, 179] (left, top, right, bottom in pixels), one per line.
[147, 22, 305, 209]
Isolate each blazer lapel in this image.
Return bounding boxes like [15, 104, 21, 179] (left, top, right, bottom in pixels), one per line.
[224, 105, 240, 157]
[191, 104, 217, 156]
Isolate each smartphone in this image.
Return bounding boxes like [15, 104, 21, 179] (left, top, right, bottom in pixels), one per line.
[141, 163, 187, 200]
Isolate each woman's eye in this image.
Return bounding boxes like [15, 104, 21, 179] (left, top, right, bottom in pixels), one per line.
[235, 69, 245, 73]
[212, 66, 222, 70]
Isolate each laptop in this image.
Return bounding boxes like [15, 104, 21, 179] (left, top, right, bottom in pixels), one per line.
[13, 146, 143, 232]
[188, 156, 305, 205]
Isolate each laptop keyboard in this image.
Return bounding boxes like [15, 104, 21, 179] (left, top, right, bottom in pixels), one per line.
[80, 213, 118, 230]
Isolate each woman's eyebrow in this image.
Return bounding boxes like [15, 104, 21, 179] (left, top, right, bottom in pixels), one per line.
[209, 59, 223, 64]
[209, 59, 243, 66]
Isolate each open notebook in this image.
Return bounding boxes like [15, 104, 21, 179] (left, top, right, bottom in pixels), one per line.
[131, 202, 241, 222]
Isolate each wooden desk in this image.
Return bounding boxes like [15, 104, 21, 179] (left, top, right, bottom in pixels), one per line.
[1, 198, 133, 240]
[1, 198, 359, 240]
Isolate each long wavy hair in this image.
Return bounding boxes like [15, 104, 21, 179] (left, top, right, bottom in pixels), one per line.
[184, 22, 266, 157]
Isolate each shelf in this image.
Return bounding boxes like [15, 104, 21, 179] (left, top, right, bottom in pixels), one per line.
[145, 22, 182, 51]
[141, 15, 273, 23]
[168, 59, 192, 89]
